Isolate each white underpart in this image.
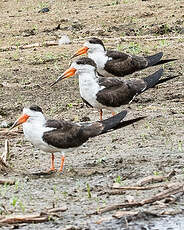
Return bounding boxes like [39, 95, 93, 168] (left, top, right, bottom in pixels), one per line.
[22, 108, 76, 154]
[71, 62, 119, 112]
[79, 71, 105, 109]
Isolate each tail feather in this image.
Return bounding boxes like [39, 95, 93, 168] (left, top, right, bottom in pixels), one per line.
[146, 52, 163, 67]
[143, 68, 164, 91]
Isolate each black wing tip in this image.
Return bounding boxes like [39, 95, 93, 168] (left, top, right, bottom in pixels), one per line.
[155, 58, 178, 66]
[147, 52, 163, 67]
[100, 110, 128, 133]
[156, 51, 163, 57]
[119, 110, 128, 119]
[157, 67, 164, 75]
[143, 68, 164, 90]
[156, 74, 180, 85]
[111, 115, 147, 131]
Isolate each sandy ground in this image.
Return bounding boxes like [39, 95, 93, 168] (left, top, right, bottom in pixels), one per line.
[0, 0, 184, 229]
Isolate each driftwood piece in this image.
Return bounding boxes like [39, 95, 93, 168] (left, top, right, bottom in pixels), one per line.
[136, 170, 175, 186]
[95, 183, 184, 214]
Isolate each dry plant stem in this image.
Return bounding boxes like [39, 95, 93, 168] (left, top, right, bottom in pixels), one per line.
[0, 158, 8, 169]
[1, 140, 9, 164]
[97, 184, 184, 214]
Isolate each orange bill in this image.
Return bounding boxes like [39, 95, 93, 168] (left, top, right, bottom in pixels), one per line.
[71, 46, 89, 58]
[51, 67, 76, 87]
[10, 114, 30, 130]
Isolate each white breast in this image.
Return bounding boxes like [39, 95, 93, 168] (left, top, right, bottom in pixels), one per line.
[23, 121, 57, 153]
[79, 72, 104, 109]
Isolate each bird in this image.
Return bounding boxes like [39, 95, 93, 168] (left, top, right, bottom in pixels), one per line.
[10, 105, 145, 172]
[71, 37, 176, 78]
[51, 57, 177, 121]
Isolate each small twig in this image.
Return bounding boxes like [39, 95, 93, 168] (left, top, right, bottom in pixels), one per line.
[0, 129, 23, 136]
[0, 41, 58, 52]
[136, 170, 175, 186]
[0, 213, 49, 225]
[0, 206, 67, 226]
[111, 184, 164, 191]
[113, 210, 139, 219]
[95, 183, 184, 214]
[140, 184, 184, 205]
[47, 206, 68, 213]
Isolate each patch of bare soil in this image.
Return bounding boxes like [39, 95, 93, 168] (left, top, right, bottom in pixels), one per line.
[0, 0, 184, 229]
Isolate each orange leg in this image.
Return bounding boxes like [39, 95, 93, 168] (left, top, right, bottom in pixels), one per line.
[99, 109, 103, 121]
[49, 153, 55, 171]
[112, 111, 116, 116]
[59, 155, 65, 172]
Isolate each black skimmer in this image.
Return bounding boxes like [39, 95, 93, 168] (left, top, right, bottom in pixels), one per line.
[72, 37, 176, 78]
[51, 57, 177, 120]
[10, 105, 144, 172]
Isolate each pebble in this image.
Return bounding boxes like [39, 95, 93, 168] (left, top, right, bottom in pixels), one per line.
[38, 7, 50, 13]
[0, 121, 8, 128]
[58, 35, 71, 45]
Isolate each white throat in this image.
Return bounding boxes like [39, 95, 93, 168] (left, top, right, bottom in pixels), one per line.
[88, 50, 109, 70]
